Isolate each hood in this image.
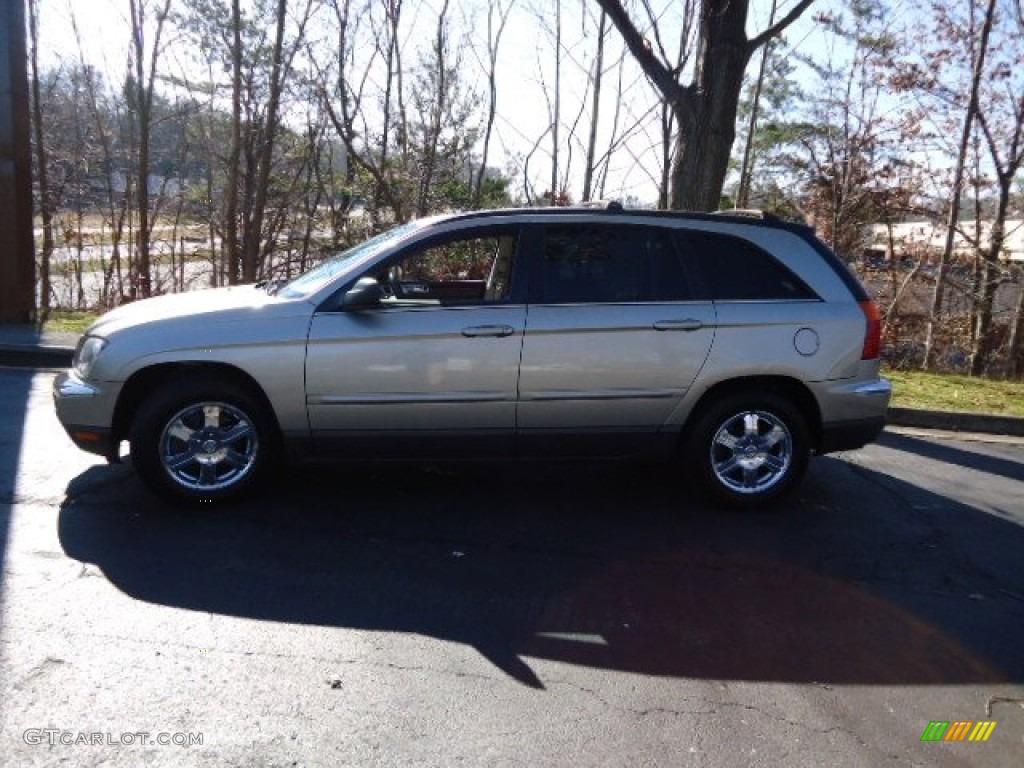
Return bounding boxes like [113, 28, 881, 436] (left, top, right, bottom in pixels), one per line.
[85, 285, 299, 338]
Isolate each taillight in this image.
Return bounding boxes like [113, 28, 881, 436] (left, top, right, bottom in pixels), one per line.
[859, 300, 883, 360]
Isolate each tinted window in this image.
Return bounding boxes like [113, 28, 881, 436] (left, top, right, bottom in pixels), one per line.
[541, 225, 691, 303]
[678, 230, 817, 301]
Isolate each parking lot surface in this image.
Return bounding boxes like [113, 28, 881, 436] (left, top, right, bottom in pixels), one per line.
[2, 367, 1023, 766]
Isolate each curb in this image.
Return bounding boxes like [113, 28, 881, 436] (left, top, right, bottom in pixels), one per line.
[0, 343, 74, 368]
[885, 406, 1024, 438]
[3, 343, 1023, 438]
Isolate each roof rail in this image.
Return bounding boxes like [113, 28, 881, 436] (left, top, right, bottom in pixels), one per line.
[580, 199, 624, 212]
[713, 208, 784, 224]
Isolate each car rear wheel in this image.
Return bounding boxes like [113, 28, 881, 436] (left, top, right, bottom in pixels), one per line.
[129, 377, 275, 503]
[686, 392, 810, 508]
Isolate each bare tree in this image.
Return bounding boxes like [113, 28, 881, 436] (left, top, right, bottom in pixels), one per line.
[595, 0, 815, 211]
[581, 7, 606, 202]
[736, 0, 778, 209]
[245, 0, 293, 282]
[549, 0, 562, 202]
[1002, 7, 1024, 377]
[317, 0, 415, 224]
[69, 13, 131, 306]
[920, 0, 996, 370]
[127, 0, 174, 298]
[471, 0, 514, 208]
[970, 92, 1024, 374]
[226, 0, 242, 283]
[414, 0, 453, 216]
[790, 1, 901, 260]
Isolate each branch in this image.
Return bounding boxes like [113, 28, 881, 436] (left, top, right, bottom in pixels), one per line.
[748, 0, 816, 53]
[593, 0, 690, 113]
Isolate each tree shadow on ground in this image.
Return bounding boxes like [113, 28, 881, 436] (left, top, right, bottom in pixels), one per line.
[876, 431, 1024, 483]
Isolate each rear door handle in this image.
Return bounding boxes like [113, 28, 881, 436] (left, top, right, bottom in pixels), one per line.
[653, 319, 703, 332]
[462, 325, 515, 338]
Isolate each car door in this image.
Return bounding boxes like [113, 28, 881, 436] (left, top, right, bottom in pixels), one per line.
[517, 222, 716, 457]
[305, 225, 526, 459]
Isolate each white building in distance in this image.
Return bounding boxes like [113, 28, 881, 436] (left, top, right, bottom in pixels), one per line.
[867, 220, 1024, 264]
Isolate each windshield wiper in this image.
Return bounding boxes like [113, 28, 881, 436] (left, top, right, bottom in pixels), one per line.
[255, 279, 284, 295]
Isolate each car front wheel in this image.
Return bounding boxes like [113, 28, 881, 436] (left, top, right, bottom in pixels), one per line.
[687, 393, 810, 508]
[129, 377, 275, 503]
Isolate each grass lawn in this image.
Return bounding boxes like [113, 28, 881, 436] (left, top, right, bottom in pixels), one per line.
[884, 368, 1024, 417]
[42, 310, 99, 334]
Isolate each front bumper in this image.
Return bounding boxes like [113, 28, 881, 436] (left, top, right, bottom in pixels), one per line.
[52, 371, 120, 459]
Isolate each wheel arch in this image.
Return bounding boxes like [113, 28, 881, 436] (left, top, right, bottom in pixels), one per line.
[112, 362, 284, 449]
[679, 375, 823, 452]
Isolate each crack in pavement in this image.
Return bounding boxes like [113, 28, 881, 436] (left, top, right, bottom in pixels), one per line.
[844, 460, 1009, 591]
[986, 695, 1024, 717]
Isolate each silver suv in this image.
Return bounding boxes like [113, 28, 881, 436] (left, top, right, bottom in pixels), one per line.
[54, 206, 891, 507]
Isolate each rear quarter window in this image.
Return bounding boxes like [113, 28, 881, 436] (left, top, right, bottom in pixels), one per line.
[676, 230, 818, 301]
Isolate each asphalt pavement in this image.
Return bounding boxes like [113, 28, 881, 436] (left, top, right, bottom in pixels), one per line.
[1, 366, 1022, 767]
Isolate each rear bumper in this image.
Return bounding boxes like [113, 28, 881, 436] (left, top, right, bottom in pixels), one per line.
[814, 377, 891, 453]
[818, 415, 886, 453]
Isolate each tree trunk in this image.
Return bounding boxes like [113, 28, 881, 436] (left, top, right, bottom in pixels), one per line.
[245, 0, 289, 283]
[416, 0, 450, 217]
[736, 0, 777, 209]
[596, 0, 813, 212]
[225, 0, 242, 284]
[968, 179, 1008, 376]
[129, 1, 151, 297]
[671, 0, 752, 211]
[320, 0, 407, 226]
[550, 0, 562, 203]
[28, 0, 53, 320]
[582, 10, 606, 202]
[473, 0, 511, 209]
[1009, 265, 1024, 378]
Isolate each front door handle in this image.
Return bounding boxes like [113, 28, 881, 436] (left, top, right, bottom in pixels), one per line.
[462, 324, 515, 338]
[653, 319, 703, 332]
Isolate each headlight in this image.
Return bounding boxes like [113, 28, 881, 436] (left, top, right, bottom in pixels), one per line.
[74, 336, 108, 378]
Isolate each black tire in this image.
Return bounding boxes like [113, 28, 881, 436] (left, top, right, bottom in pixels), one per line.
[685, 392, 810, 509]
[129, 375, 277, 504]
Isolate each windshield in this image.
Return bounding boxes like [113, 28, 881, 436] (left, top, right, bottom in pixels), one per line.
[277, 220, 425, 299]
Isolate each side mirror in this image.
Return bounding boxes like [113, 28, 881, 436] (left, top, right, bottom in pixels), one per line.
[342, 276, 383, 310]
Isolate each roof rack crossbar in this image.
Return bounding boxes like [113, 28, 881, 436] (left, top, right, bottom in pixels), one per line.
[713, 208, 784, 224]
[579, 199, 624, 212]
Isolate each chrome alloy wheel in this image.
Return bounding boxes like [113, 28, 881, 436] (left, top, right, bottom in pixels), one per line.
[158, 402, 259, 492]
[709, 410, 793, 495]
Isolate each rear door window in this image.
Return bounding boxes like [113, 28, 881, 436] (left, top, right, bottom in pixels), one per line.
[539, 225, 692, 303]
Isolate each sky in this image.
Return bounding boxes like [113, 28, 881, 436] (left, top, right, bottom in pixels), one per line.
[33, 0, 844, 205]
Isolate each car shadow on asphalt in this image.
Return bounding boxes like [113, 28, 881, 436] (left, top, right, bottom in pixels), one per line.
[56, 455, 1024, 689]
